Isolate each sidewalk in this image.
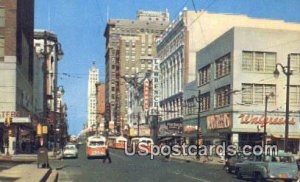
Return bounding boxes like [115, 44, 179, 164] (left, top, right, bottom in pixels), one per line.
[0, 163, 51, 182]
[170, 155, 225, 165]
[0, 151, 62, 162]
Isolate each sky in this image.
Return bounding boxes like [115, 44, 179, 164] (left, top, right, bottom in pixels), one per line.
[34, 0, 300, 135]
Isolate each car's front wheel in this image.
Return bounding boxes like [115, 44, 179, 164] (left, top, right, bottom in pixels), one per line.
[236, 168, 243, 179]
[224, 165, 232, 173]
[253, 172, 265, 182]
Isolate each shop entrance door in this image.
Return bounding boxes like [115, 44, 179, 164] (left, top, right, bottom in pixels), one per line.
[239, 133, 263, 148]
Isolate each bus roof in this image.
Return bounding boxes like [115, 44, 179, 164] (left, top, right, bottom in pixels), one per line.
[87, 136, 106, 142]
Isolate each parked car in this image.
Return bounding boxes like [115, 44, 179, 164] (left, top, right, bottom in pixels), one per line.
[235, 152, 298, 182]
[224, 152, 248, 173]
[63, 144, 79, 158]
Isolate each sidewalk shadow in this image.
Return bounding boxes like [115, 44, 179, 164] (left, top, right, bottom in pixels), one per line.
[0, 176, 19, 182]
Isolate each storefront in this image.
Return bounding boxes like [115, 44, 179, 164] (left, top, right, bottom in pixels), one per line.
[202, 111, 300, 153]
[182, 118, 205, 145]
[158, 120, 183, 138]
[0, 115, 33, 155]
[202, 112, 232, 145]
[232, 112, 300, 153]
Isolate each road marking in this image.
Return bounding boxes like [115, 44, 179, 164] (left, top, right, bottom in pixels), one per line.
[182, 174, 211, 182]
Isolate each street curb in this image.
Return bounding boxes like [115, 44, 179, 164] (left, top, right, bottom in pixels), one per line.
[170, 156, 224, 165]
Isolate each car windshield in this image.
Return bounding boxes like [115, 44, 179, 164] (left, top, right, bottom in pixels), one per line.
[64, 145, 75, 150]
[140, 140, 152, 144]
[90, 141, 104, 146]
[266, 156, 295, 163]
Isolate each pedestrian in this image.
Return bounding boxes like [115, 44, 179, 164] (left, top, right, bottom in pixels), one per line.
[21, 141, 26, 152]
[103, 142, 112, 163]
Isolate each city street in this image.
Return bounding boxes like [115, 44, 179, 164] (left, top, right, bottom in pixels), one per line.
[50, 145, 242, 182]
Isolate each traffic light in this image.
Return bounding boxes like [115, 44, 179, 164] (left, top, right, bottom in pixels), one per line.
[4, 116, 12, 127]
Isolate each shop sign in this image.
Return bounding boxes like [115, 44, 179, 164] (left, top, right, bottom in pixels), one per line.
[0, 117, 31, 124]
[159, 121, 183, 136]
[239, 114, 296, 126]
[207, 113, 231, 130]
[166, 122, 182, 130]
[183, 125, 199, 133]
[0, 111, 21, 118]
[144, 79, 150, 110]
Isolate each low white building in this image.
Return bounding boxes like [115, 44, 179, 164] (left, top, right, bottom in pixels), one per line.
[196, 27, 300, 153]
[157, 9, 300, 138]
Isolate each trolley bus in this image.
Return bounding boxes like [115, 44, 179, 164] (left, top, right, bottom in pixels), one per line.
[131, 137, 153, 153]
[107, 136, 128, 149]
[86, 135, 107, 159]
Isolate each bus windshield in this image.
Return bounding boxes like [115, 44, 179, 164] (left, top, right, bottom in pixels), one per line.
[89, 141, 105, 146]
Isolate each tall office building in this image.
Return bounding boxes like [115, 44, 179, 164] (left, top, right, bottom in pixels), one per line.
[87, 63, 99, 128]
[104, 10, 169, 133]
[0, 0, 34, 154]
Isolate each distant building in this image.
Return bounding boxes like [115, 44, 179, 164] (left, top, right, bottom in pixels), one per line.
[104, 10, 169, 133]
[96, 82, 105, 132]
[196, 27, 300, 152]
[87, 63, 99, 129]
[34, 30, 64, 147]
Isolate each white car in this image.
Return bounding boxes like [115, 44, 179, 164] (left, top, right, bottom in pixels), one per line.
[63, 145, 78, 158]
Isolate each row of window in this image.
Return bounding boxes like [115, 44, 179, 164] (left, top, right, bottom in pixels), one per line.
[198, 52, 300, 86]
[185, 84, 300, 115]
[198, 54, 231, 86]
[112, 27, 164, 35]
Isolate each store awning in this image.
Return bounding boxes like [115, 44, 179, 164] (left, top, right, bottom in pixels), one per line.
[271, 134, 300, 139]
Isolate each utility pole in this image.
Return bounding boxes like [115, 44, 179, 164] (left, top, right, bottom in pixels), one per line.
[284, 55, 291, 152]
[274, 54, 292, 152]
[196, 90, 201, 160]
[43, 31, 48, 149]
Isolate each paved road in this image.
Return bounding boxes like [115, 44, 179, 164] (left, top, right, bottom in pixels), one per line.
[50, 145, 243, 182]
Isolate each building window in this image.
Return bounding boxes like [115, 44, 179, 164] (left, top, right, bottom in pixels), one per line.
[242, 51, 276, 72]
[186, 98, 195, 115]
[215, 85, 230, 108]
[241, 84, 276, 105]
[290, 54, 300, 73]
[198, 65, 210, 86]
[290, 85, 300, 106]
[200, 92, 210, 112]
[215, 53, 231, 79]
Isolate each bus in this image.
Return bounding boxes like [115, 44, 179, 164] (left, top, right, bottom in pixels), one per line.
[107, 136, 128, 149]
[131, 137, 154, 153]
[86, 136, 107, 159]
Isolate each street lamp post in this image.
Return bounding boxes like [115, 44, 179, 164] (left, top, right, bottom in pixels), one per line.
[137, 112, 140, 137]
[273, 54, 292, 152]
